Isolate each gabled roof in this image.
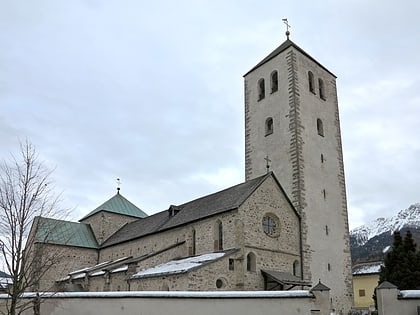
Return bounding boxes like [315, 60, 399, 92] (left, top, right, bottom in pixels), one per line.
[311, 281, 330, 292]
[261, 270, 311, 287]
[352, 261, 382, 275]
[80, 191, 147, 221]
[35, 217, 98, 249]
[101, 173, 273, 247]
[130, 249, 238, 279]
[377, 281, 397, 289]
[244, 39, 336, 78]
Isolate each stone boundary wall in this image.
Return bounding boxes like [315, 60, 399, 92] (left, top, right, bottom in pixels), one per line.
[0, 290, 330, 315]
[376, 282, 420, 315]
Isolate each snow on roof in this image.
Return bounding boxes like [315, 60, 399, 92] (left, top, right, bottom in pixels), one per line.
[56, 275, 70, 282]
[0, 277, 12, 289]
[72, 272, 86, 280]
[68, 256, 130, 276]
[131, 252, 225, 279]
[111, 265, 128, 273]
[352, 262, 382, 275]
[0, 290, 313, 299]
[400, 290, 420, 298]
[90, 271, 106, 277]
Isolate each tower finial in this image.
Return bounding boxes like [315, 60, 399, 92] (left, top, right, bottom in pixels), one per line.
[282, 18, 291, 39]
[264, 155, 272, 174]
[116, 178, 121, 194]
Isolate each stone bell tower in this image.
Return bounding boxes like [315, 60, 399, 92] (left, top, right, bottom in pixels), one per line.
[244, 30, 352, 312]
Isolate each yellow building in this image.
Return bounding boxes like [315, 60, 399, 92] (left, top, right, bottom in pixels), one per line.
[352, 261, 381, 311]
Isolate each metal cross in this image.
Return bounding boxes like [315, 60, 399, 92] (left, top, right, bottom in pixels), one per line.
[264, 155, 272, 173]
[282, 18, 291, 39]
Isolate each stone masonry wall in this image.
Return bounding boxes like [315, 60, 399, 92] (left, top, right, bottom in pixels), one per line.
[81, 211, 139, 245]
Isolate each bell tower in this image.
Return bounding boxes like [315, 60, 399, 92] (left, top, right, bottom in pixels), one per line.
[244, 33, 352, 312]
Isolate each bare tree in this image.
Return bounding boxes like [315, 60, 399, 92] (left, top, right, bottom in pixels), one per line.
[0, 141, 65, 315]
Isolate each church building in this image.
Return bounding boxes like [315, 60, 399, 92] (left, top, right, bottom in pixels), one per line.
[27, 33, 352, 313]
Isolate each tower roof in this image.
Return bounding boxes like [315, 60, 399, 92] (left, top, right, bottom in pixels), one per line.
[80, 192, 148, 221]
[244, 39, 336, 78]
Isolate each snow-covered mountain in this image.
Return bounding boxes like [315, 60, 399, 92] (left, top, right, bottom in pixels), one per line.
[350, 203, 420, 262]
[351, 203, 420, 246]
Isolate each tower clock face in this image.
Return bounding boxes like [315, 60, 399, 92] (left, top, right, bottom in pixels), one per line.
[262, 214, 279, 237]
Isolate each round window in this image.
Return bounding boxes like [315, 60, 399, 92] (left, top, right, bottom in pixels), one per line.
[262, 214, 280, 237]
[216, 278, 224, 289]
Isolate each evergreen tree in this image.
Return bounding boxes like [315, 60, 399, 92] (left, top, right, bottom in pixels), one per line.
[379, 230, 420, 289]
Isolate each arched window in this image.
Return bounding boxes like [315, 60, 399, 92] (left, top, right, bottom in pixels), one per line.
[317, 118, 324, 137]
[214, 220, 223, 251]
[318, 78, 325, 100]
[258, 78, 265, 101]
[308, 71, 315, 94]
[246, 252, 256, 272]
[270, 71, 278, 93]
[265, 117, 273, 136]
[293, 260, 300, 277]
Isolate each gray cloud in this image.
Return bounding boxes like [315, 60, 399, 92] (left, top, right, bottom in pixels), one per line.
[1, 0, 419, 229]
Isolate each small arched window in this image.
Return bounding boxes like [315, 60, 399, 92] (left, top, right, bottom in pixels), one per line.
[258, 78, 265, 101]
[308, 71, 315, 94]
[293, 260, 300, 277]
[270, 71, 278, 93]
[318, 78, 325, 100]
[317, 118, 324, 137]
[265, 117, 273, 136]
[214, 220, 223, 251]
[246, 252, 256, 272]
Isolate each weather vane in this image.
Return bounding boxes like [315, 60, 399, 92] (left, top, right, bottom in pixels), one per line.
[116, 178, 121, 193]
[282, 18, 291, 39]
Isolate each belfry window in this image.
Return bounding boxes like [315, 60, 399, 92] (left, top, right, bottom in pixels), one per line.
[258, 78, 265, 101]
[270, 71, 278, 93]
[319, 78, 326, 100]
[265, 117, 273, 136]
[317, 118, 324, 137]
[308, 71, 315, 94]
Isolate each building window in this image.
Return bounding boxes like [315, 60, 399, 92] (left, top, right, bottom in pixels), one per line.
[325, 225, 329, 235]
[192, 228, 196, 256]
[216, 278, 225, 289]
[229, 259, 234, 271]
[317, 118, 324, 137]
[258, 78, 265, 101]
[321, 154, 324, 163]
[247, 252, 256, 272]
[214, 220, 223, 251]
[270, 71, 278, 93]
[359, 289, 366, 297]
[262, 214, 280, 237]
[308, 71, 315, 94]
[265, 117, 273, 136]
[327, 263, 331, 271]
[322, 189, 326, 200]
[318, 78, 326, 100]
[293, 260, 300, 277]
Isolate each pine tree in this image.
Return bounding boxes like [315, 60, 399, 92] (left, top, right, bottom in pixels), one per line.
[379, 230, 420, 289]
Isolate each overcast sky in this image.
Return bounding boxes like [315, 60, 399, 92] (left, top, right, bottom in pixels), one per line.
[1, 1, 419, 230]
